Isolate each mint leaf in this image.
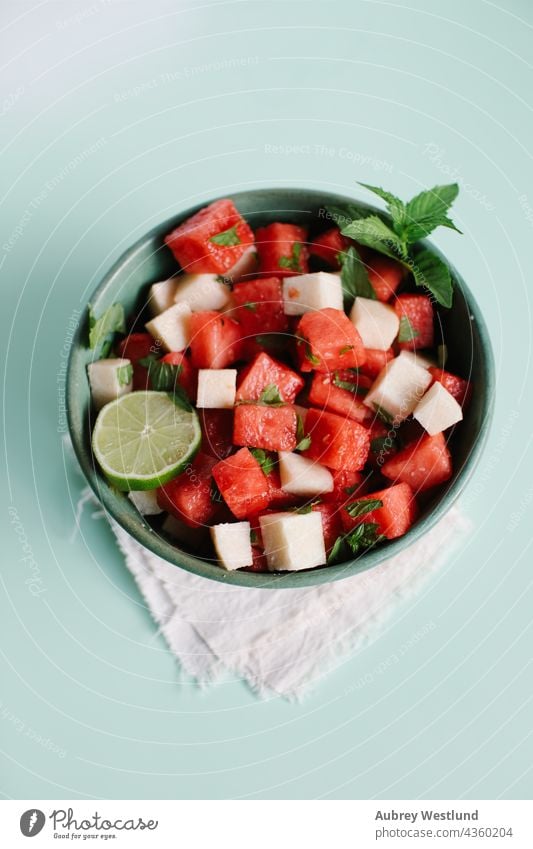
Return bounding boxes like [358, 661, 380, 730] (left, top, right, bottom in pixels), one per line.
[298, 337, 320, 366]
[357, 183, 406, 232]
[278, 241, 303, 272]
[412, 248, 453, 308]
[258, 383, 284, 406]
[88, 303, 125, 355]
[341, 215, 407, 261]
[327, 521, 384, 563]
[397, 316, 419, 343]
[210, 225, 241, 246]
[345, 498, 383, 519]
[250, 448, 277, 476]
[339, 245, 376, 302]
[139, 355, 183, 392]
[116, 363, 133, 386]
[325, 204, 366, 229]
[243, 301, 257, 312]
[295, 414, 311, 452]
[370, 435, 393, 453]
[332, 371, 368, 396]
[404, 183, 461, 241]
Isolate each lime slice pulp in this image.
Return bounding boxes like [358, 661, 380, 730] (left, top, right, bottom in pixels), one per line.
[91, 391, 201, 490]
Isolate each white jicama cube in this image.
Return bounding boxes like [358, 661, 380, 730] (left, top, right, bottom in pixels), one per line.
[173, 274, 231, 312]
[210, 522, 253, 571]
[349, 297, 400, 351]
[413, 381, 463, 435]
[88, 358, 132, 410]
[398, 349, 436, 369]
[145, 302, 191, 352]
[278, 452, 333, 497]
[148, 279, 178, 315]
[259, 511, 326, 572]
[364, 351, 432, 422]
[196, 369, 237, 409]
[225, 245, 258, 281]
[283, 272, 343, 315]
[128, 489, 162, 516]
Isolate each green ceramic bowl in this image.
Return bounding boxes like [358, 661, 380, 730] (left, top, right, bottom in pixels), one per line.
[67, 188, 495, 588]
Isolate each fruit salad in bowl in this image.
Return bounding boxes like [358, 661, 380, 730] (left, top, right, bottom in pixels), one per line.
[67, 186, 494, 587]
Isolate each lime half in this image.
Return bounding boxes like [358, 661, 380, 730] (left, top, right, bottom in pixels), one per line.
[91, 391, 201, 490]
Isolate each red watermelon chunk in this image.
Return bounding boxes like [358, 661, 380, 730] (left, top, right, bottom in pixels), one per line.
[360, 347, 394, 379]
[302, 408, 370, 471]
[341, 482, 417, 539]
[164, 198, 254, 274]
[232, 276, 288, 336]
[395, 294, 434, 350]
[308, 227, 350, 268]
[117, 332, 158, 390]
[428, 367, 472, 407]
[367, 254, 406, 302]
[236, 352, 304, 404]
[233, 404, 298, 452]
[255, 222, 309, 278]
[308, 370, 372, 423]
[212, 447, 271, 519]
[296, 308, 366, 372]
[157, 453, 219, 528]
[189, 310, 243, 368]
[381, 432, 453, 493]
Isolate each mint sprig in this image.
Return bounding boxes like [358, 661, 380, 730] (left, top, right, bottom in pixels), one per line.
[88, 303, 125, 358]
[250, 448, 277, 476]
[341, 183, 461, 308]
[338, 245, 376, 303]
[295, 414, 311, 452]
[138, 354, 191, 411]
[328, 521, 385, 564]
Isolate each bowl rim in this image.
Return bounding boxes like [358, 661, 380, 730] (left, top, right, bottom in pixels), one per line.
[67, 186, 495, 589]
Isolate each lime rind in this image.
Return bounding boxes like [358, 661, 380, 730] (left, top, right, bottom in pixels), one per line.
[91, 391, 201, 491]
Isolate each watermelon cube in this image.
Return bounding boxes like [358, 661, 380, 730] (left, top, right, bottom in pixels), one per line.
[360, 347, 394, 379]
[255, 222, 309, 278]
[212, 448, 271, 519]
[157, 453, 219, 528]
[233, 404, 298, 452]
[117, 332, 159, 390]
[296, 308, 366, 372]
[302, 408, 370, 471]
[199, 409, 234, 459]
[236, 352, 304, 404]
[341, 482, 417, 539]
[189, 311, 243, 369]
[381, 432, 452, 493]
[394, 294, 434, 350]
[308, 371, 372, 423]
[367, 254, 406, 302]
[428, 367, 472, 407]
[308, 227, 350, 268]
[164, 198, 254, 274]
[232, 276, 288, 336]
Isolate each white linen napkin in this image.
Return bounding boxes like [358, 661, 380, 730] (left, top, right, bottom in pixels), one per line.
[103, 507, 468, 700]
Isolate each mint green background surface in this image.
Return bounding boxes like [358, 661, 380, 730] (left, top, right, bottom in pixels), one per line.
[1, 0, 532, 800]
